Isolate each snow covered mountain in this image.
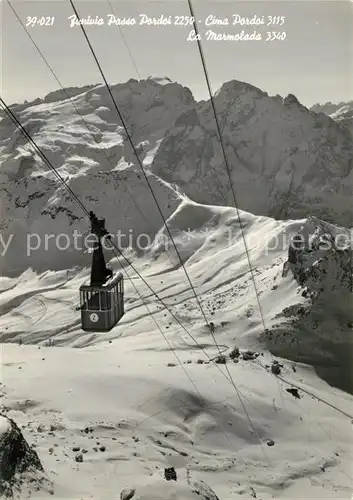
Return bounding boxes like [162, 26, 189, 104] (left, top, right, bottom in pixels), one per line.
[311, 101, 353, 116]
[151, 81, 353, 227]
[0, 79, 195, 276]
[1, 79, 352, 277]
[329, 104, 353, 138]
[311, 101, 353, 138]
[1, 79, 353, 499]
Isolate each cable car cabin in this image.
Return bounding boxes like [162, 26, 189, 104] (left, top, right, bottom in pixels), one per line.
[79, 272, 124, 332]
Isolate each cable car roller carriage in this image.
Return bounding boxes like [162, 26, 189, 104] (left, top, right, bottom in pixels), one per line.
[79, 211, 124, 331]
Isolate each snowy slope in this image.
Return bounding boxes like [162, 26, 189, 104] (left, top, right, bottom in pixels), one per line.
[1, 336, 353, 499]
[1, 199, 352, 392]
[0, 201, 302, 346]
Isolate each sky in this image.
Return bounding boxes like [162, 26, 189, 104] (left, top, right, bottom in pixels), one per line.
[1, 0, 352, 107]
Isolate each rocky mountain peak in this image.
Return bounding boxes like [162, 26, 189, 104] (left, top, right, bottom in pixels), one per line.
[215, 79, 267, 99]
[283, 93, 302, 107]
[151, 80, 353, 226]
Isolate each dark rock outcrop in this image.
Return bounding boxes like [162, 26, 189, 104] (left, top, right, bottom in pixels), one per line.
[0, 414, 46, 497]
[283, 93, 301, 106]
[261, 217, 353, 394]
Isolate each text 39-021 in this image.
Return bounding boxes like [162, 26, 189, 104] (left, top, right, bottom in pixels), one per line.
[26, 17, 55, 27]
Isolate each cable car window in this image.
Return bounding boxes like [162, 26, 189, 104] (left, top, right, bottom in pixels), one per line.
[100, 291, 111, 310]
[87, 291, 100, 311]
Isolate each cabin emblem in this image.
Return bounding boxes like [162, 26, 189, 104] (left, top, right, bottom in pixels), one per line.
[90, 313, 99, 323]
